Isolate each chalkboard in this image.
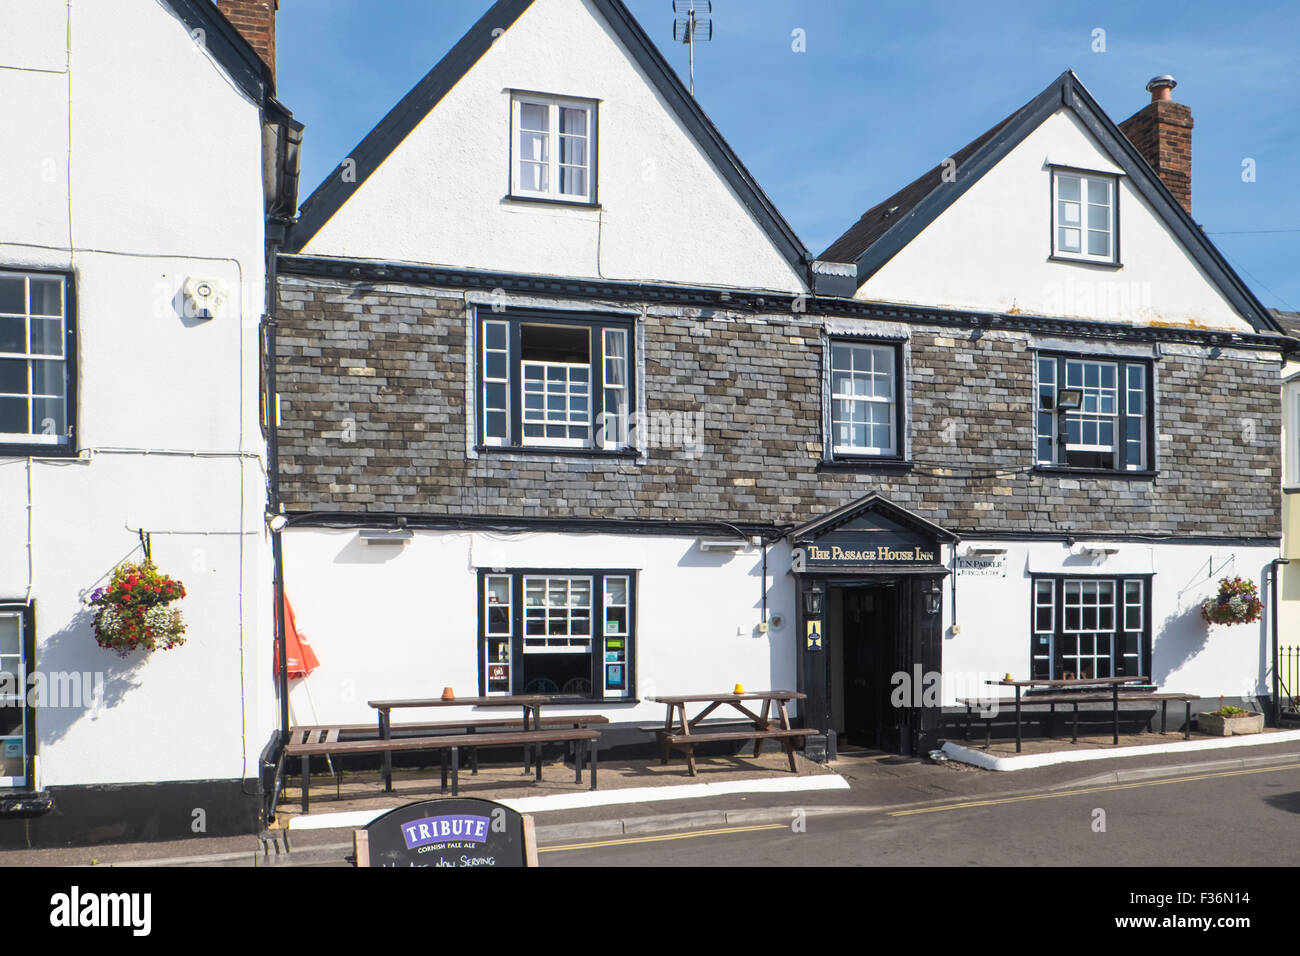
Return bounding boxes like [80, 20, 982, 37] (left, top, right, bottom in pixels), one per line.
[356, 798, 536, 868]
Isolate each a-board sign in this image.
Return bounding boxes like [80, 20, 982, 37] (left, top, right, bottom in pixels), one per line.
[355, 797, 537, 868]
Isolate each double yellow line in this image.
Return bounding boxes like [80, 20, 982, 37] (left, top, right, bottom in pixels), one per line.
[540, 823, 786, 854]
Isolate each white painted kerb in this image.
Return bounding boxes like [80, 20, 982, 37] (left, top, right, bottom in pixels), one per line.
[287, 773, 850, 830]
[941, 730, 1300, 771]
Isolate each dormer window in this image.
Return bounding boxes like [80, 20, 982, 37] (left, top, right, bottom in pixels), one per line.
[511, 93, 597, 204]
[1051, 169, 1117, 264]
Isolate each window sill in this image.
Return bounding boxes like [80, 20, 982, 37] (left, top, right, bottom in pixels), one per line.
[503, 194, 602, 210]
[0, 442, 76, 458]
[1047, 254, 1123, 270]
[818, 457, 915, 473]
[1033, 465, 1158, 480]
[474, 444, 638, 460]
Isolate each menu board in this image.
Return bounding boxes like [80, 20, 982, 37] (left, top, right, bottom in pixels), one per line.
[358, 798, 534, 868]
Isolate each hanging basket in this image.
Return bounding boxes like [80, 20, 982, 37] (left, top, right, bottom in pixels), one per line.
[88, 560, 188, 655]
[1199, 576, 1262, 627]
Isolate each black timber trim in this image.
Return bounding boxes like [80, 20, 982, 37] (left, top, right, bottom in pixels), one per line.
[284, 510, 788, 542]
[161, 0, 272, 102]
[841, 70, 1281, 334]
[288, 0, 535, 252]
[275, 254, 1298, 355]
[285, 0, 811, 280]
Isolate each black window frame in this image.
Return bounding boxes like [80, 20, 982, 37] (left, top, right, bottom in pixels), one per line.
[0, 600, 37, 792]
[824, 336, 908, 465]
[0, 267, 77, 457]
[1034, 350, 1156, 475]
[474, 308, 637, 456]
[1030, 574, 1152, 682]
[477, 568, 636, 702]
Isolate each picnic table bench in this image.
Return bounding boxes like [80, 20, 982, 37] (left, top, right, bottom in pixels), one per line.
[284, 726, 601, 811]
[957, 678, 1197, 752]
[649, 691, 811, 776]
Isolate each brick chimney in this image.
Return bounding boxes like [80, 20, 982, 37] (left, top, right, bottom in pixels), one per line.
[1118, 75, 1193, 214]
[216, 0, 277, 78]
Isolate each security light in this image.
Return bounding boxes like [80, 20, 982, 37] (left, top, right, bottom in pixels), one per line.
[1056, 388, 1083, 411]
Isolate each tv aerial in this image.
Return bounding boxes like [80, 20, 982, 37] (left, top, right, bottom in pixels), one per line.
[672, 0, 713, 96]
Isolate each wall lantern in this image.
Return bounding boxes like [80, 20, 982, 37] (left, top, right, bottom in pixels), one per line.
[803, 581, 825, 617]
[924, 581, 942, 616]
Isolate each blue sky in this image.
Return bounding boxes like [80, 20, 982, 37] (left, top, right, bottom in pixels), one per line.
[278, 0, 1300, 311]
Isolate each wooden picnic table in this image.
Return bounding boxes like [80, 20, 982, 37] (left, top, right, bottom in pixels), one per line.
[984, 676, 1150, 753]
[649, 691, 811, 775]
[368, 694, 550, 792]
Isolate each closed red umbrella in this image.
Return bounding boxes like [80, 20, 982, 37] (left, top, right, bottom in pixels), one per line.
[275, 595, 320, 679]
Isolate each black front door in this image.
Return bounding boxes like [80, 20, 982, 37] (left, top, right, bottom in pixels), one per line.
[841, 583, 898, 750]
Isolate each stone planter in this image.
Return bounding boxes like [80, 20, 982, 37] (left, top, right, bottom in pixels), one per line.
[1196, 711, 1265, 736]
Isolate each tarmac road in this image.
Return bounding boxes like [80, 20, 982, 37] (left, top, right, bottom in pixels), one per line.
[540, 760, 1300, 867]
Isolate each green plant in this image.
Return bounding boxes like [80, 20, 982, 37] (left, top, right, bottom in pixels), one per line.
[1211, 705, 1250, 717]
[1200, 576, 1262, 626]
[87, 561, 188, 655]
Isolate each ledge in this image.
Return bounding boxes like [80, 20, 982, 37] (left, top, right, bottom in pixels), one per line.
[472, 445, 640, 461]
[0, 790, 52, 817]
[1033, 466, 1158, 481]
[817, 458, 916, 474]
[502, 195, 602, 211]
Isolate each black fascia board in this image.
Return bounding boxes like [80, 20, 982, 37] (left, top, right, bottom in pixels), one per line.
[285, 0, 811, 282]
[163, 0, 271, 103]
[847, 70, 1281, 335]
[275, 252, 1298, 355]
[288, 0, 535, 253]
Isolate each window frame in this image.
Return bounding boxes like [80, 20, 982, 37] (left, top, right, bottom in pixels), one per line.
[1049, 166, 1120, 266]
[824, 337, 907, 463]
[476, 568, 636, 701]
[0, 601, 37, 791]
[1029, 575, 1152, 682]
[1034, 350, 1156, 474]
[508, 92, 599, 206]
[0, 268, 77, 456]
[475, 308, 637, 455]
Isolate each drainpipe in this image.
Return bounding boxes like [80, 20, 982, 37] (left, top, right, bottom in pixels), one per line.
[1271, 557, 1289, 726]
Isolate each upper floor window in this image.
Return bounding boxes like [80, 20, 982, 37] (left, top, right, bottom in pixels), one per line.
[829, 340, 903, 459]
[1035, 353, 1152, 472]
[1052, 169, 1117, 264]
[478, 310, 633, 453]
[0, 270, 73, 451]
[511, 93, 596, 204]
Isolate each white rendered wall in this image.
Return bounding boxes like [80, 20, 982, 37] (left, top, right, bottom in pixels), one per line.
[282, 528, 799, 726]
[857, 110, 1253, 332]
[300, 0, 806, 294]
[0, 0, 274, 787]
[942, 540, 1280, 706]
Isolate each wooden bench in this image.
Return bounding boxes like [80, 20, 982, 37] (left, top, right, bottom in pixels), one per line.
[659, 727, 815, 776]
[290, 715, 608, 775]
[957, 692, 1198, 749]
[284, 727, 601, 811]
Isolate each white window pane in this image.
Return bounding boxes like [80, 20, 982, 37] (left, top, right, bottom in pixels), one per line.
[1057, 175, 1081, 201]
[560, 107, 587, 136]
[1059, 227, 1081, 252]
[520, 103, 548, 132]
[1087, 204, 1109, 230]
[1087, 230, 1109, 257]
[1087, 179, 1110, 204]
[0, 617, 19, 656]
[1059, 201, 1080, 225]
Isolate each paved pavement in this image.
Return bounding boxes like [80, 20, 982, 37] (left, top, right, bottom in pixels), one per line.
[2, 739, 1297, 867]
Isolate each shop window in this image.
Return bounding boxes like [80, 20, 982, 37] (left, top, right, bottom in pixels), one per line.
[1035, 353, 1153, 472]
[0, 270, 74, 453]
[478, 311, 633, 452]
[478, 570, 634, 699]
[1030, 576, 1150, 681]
[0, 603, 35, 790]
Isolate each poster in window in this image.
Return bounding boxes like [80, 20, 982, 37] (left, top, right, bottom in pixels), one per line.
[607, 664, 623, 687]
